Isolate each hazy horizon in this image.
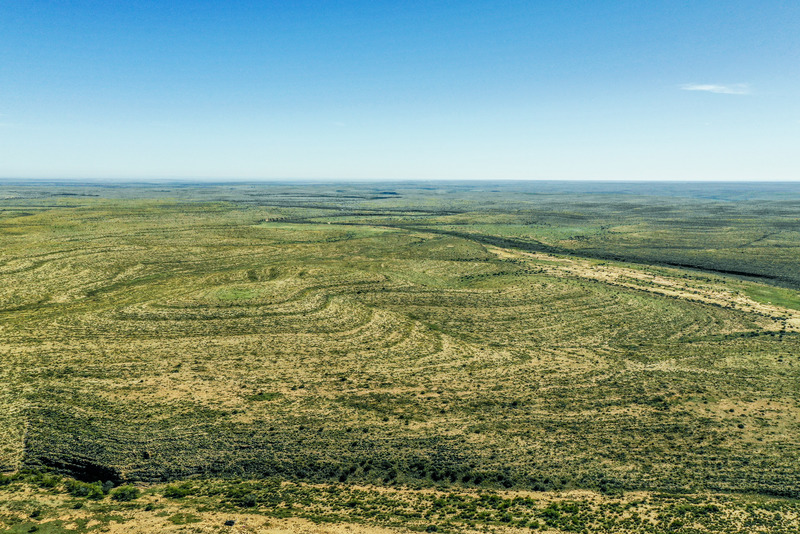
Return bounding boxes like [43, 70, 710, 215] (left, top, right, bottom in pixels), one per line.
[2, 178, 800, 183]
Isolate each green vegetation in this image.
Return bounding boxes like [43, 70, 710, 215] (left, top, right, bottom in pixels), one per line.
[166, 512, 201, 525]
[1, 180, 799, 532]
[739, 283, 800, 311]
[110, 485, 140, 502]
[1, 470, 799, 533]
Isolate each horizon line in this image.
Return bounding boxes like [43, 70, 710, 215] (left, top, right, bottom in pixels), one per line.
[2, 177, 800, 184]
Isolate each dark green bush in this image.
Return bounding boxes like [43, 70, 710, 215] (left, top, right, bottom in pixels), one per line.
[239, 493, 258, 508]
[65, 479, 104, 500]
[111, 485, 141, 501]
[162, 483, 194, 498]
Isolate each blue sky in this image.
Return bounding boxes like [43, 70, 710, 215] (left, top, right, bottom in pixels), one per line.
[1, 1, 798, 181]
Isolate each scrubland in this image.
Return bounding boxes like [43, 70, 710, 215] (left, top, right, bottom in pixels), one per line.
[1, 181, 799, 533]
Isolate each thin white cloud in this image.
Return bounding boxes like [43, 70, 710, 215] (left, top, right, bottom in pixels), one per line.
[681, 83, 750, 95]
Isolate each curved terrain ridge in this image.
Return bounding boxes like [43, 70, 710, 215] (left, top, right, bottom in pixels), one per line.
[0, 186, 798, 503]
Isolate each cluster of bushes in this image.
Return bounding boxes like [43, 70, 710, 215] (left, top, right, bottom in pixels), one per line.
[64, 479, 139, 501]
[65, 479, 107, 500]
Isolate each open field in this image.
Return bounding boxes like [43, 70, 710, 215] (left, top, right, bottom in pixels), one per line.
[1, 181, 799, 532]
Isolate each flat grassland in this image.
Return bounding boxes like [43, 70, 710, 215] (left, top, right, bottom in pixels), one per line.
[1, 181, 799, 533]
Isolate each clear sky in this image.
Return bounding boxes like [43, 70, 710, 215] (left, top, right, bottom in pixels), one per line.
[1, 1, 798, 181]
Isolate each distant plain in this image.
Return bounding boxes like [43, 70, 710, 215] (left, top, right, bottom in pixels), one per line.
[1, 181, 799, 533]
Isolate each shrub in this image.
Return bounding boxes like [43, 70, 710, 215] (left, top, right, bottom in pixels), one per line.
[111, 485, 141, 501]
[239, 493, 258, 508]
[65, 479, 104, 500]
[31, 473, 60, 488]
[162, 484, 194, 498]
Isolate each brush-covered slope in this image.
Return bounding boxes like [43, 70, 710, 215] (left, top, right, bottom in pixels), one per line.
[1, 188, 799, 500]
